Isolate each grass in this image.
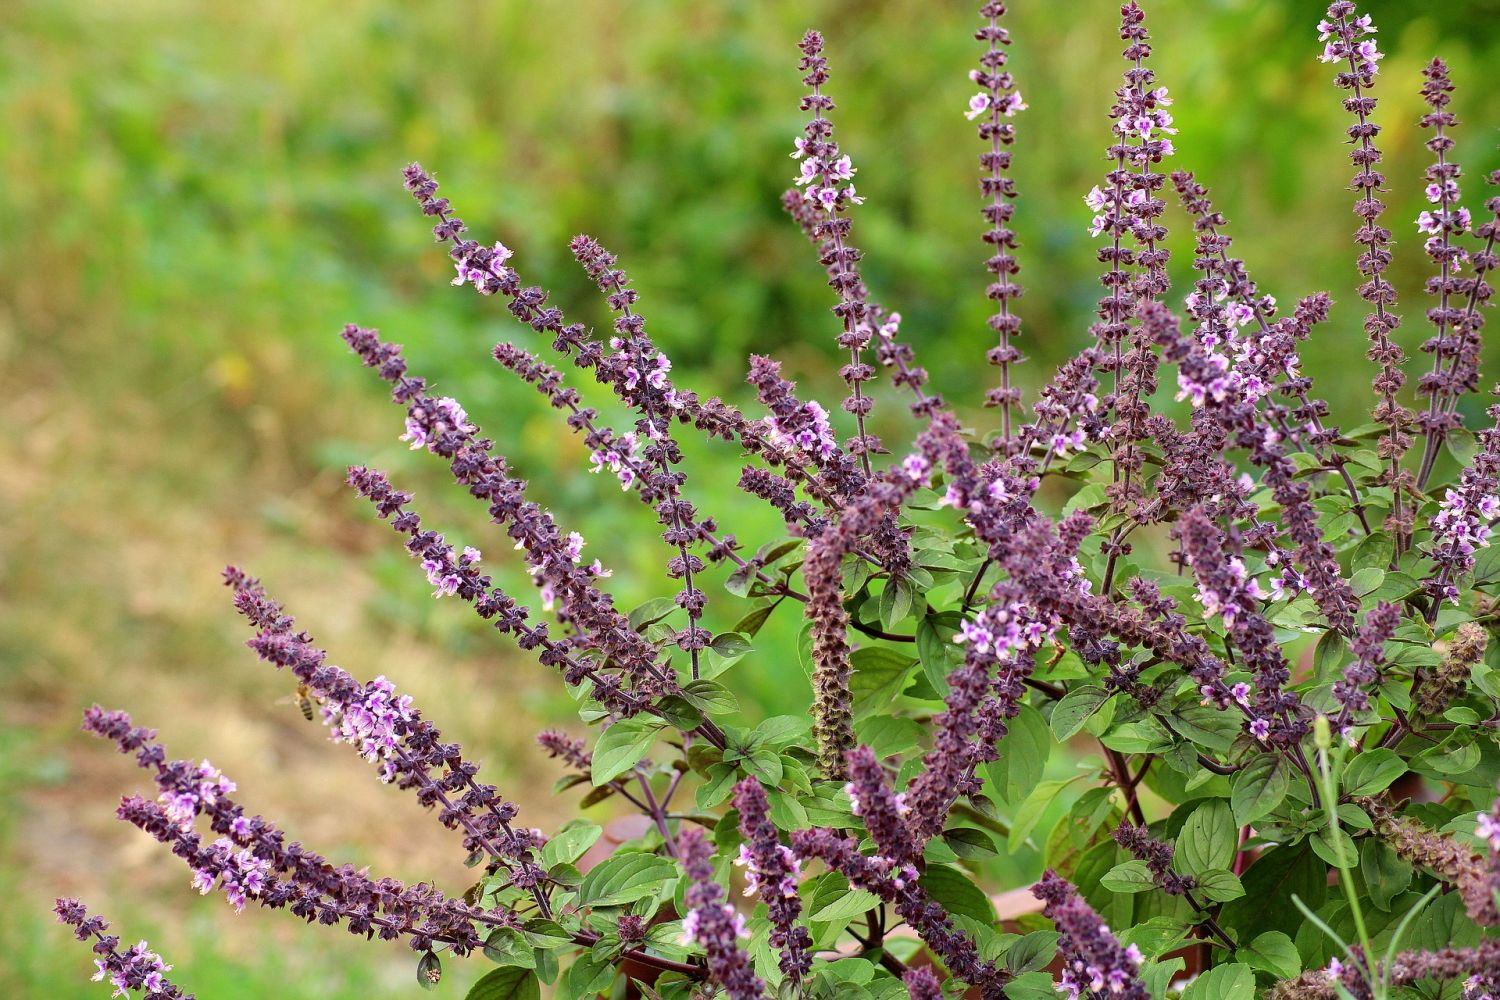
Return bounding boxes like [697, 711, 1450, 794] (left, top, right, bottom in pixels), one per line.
[2, 0, 1498, 995]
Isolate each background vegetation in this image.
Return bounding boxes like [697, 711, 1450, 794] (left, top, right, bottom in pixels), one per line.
[3, 0, 1499, 995]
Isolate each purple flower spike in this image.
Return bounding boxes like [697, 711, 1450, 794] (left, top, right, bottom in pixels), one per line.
[55, 900, 194, 1000]
[904, 966, 944, 1000]
[677, 827, 767, 1000]
[1033, 870, 1148, 1000]
[733, 779, 812, 985]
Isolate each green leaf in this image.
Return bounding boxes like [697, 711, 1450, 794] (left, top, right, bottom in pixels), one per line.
[628, 598, 678, 631]
[804, 872, 880, 925]
[521, 919, 573, 949]
[1004, 930, 1059, 974]
[1167, 703, 1242, 753]
[466, 966, 541, 1000]
[576, 851, 677, 907]
[1220, 843, 1326, 940]
[591, 718, 662, 786]
[1342, 747, 1405, 796]
[558, 955, 614, 999]
[708, 632, 753, 662]
[1400, 886, 1483, 953]
[681, 678, 738, 716]
[417, 951, 442, 991]
[1194, 867, 1245, 903]
[1117, 917, 1190, 960]
[1181, 962, 1253, 1000]
[1350, 567, 1386, 597]
[855, 715, 922, 758]
[848, 647, 916, 718]
[751, 715, 810, 748]
[1143, 958, 1187, 1000]
[1000, 972, 1056, 1000]
[1312, 629, 1348, 678]
[1230, 754, 1290, 826]
[943, 826, 999, 860]
[878, 577, 915, 627]
[1176, 799, 1236, 876]
[482, 930, 536, 969]
[696, 762, 737, 809]
[988, 703, 1050, 802]
[917, 864, 995, 922]
[1100, 860, 1156, 894]
[1359, 838, 1412, 912]
[1310, 827, 1357, 870]
[542, 821, 603, 868]
[730, 601, 777, 638]
[1008, 776, 1085, 852]
[1236, 930, 1300, 979]
[916, 612, 962, 695]
[1050, 685, 1111, 741]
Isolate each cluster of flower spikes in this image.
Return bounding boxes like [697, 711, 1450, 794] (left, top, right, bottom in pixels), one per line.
[1171, 168, 1357, 497]
[59, 0, 1500, 997]
[80, 707, 519, 953]
[565, 235, 715, 673]
[339, 323, 691, 715]
[222, 567, 551, 897]
[790, 746, 1009, 1000]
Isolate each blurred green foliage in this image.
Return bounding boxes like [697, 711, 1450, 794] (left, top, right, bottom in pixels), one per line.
[3, 0, 1499, 995]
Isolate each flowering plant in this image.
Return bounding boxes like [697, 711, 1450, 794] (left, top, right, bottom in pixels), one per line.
[57, 3, 1500, 999]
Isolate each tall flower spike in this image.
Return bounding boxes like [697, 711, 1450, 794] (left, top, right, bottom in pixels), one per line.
[792, 30, 879, 471]
[803, 414, 970, 777]
[1319, 2, 1413, 546]
[566, 236, 714, 676]
[1032, 871, 1148, 1000]
[677, 827, 767, 1000]
[1413, 58, 1473, 487]
[903, 588, 1038, 844]
[1084, 1, 1173, 555]
[1170, 169, 1374, 534]
[1366, 797, 1497, 925]
[972, 3, 1026, 443]
[733, 779, 812, 986]
[1269, 940, 1500, 1000]
[55, 900, 194, 1000]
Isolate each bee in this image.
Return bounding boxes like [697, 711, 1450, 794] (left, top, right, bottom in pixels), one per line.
[295, 683, 318, 722]
[278, 683, 320, 722]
